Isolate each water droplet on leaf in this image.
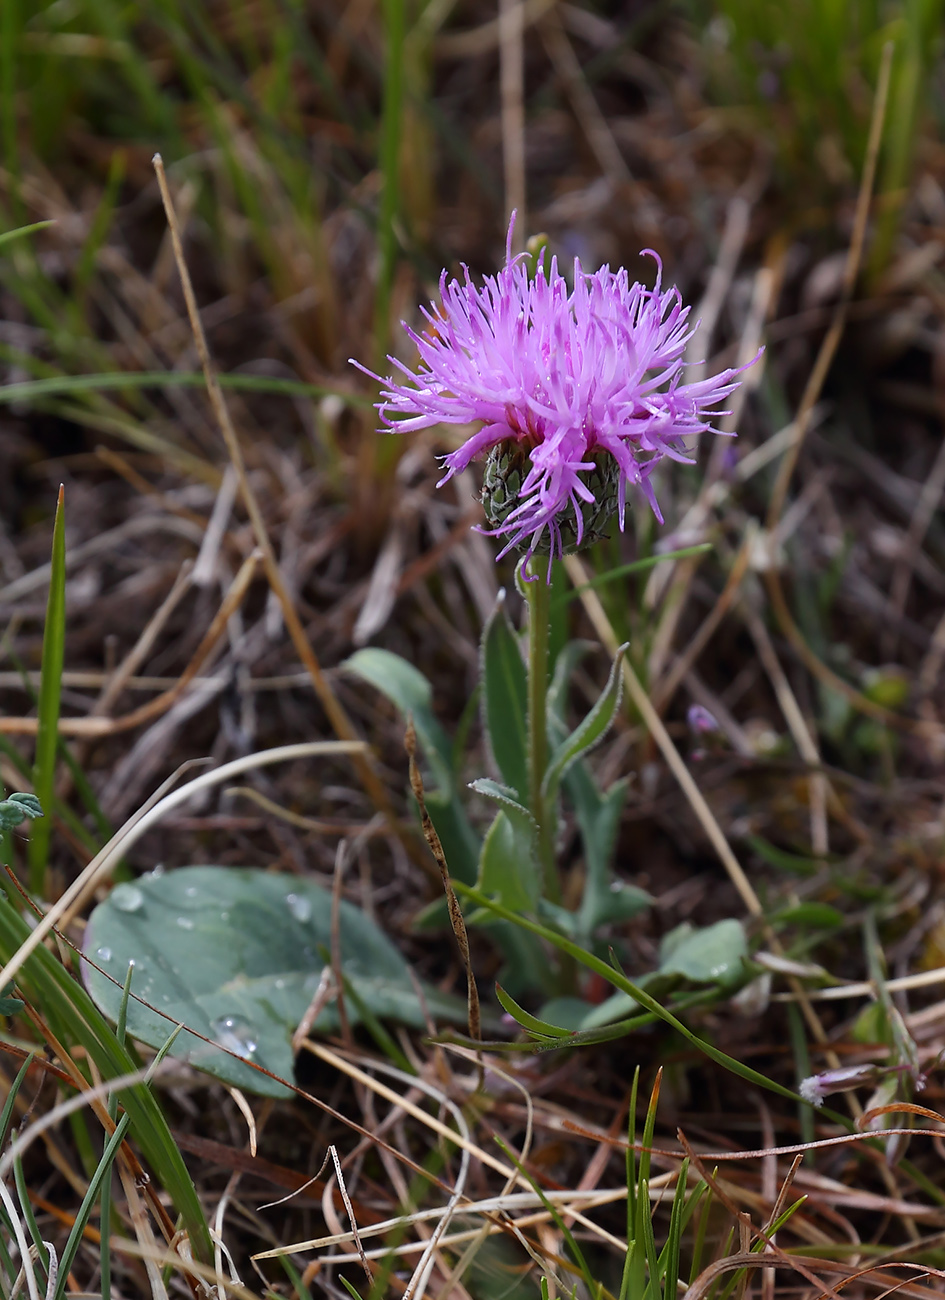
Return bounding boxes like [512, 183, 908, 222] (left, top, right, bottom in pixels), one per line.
[96, 946, 112, 962]
[286, 892, 312, 923]
[211, 1015, 258, 1059]
[111, 884, 144, 913]
[176, 916, 195, 930]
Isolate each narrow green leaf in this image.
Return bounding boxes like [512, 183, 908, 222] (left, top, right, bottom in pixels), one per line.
[15, 1152, 50, 1279]
[468, 777, 535, 824]
[774, 902, 844, 929]
[480, 591, 528, 800]
[542, 643, 627, 803]
[494, 984, 572, 1039]
[551, 544, 713, 608]
[0, 220, 55, 251]
[744, 833, 821, 876]
[56, 1112, 131, 1295]
[29, 485, 66, 894]
[0, 370, 368, 406]
[0, 1054, 32, 1150]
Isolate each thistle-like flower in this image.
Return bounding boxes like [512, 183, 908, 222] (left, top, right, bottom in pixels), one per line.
[355, 219, 755, 569]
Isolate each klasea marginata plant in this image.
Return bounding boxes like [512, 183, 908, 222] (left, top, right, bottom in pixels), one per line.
[349, 219, 759, 1011]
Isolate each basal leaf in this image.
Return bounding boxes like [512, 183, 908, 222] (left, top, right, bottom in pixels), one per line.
[659, 919, 748, 984]
[343, 648, 454, 790]
[84, 867, 468, 1096]
[344, 648, 480, 883]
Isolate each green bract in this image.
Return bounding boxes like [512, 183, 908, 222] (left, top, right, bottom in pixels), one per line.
[481, 444, 623, 556]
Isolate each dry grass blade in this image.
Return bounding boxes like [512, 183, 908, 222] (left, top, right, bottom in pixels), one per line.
[329, 1144, 372, 1284]
[0, 549, 260, 736]
[766, 41, 895, 531]
[405, 718, 482, 1067]
[150, 154, 398, 833]
[565, 553, 762, 920]
[499, 0, 526, 240]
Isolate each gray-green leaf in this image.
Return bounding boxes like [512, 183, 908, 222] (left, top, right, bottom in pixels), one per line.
[0, 793, 43, 832]
[479, 811, 540, 912]
[344, 648, 454, 791]
[659, 919, 748, 984]
[343, 648, 480, 882]
[83, 867, 468, 1096]
[542, 644, 627, 804]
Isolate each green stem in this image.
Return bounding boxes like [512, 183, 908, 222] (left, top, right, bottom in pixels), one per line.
[524, 561, 559, 905]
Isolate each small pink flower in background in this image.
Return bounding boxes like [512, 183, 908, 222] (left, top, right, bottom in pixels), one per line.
[354, 218, 755, 569]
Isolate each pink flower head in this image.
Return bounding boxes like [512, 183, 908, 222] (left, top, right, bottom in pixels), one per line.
[354, 218, 756, 570]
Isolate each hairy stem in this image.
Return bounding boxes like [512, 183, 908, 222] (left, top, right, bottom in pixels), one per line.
[524, 561, 559, 905]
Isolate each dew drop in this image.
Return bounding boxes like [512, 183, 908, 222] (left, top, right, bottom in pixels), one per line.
[176, 915, 195, 930]
[184, 885, 198, 899]
[96, 946, 112, 962]
[211, 1015, 258, 1059]
[111, 884, 144, 913]
[286, 892, 312, 924]
[274, 977, 286, 989]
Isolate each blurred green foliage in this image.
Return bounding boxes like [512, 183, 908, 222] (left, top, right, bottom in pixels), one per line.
[689, 0, 943, 263]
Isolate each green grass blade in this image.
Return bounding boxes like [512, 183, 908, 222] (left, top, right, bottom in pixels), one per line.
[0, 1054, 33, 1149]
[0, 894, 213, 1263]
[550, 545, 713, 608]
[28, 485, 66, 895]
[0, 221, 56, 251]
[14, 1151, 50, 1280]
[658, 1158, 689, 1300]
[375, 0, 405, 363]
[56, 1112, 131, 1299]
[0, 0, 19, 212]
[0, 369, 368, 405]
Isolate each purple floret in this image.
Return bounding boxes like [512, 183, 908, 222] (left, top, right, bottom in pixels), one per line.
[352, 217, 757, 566]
